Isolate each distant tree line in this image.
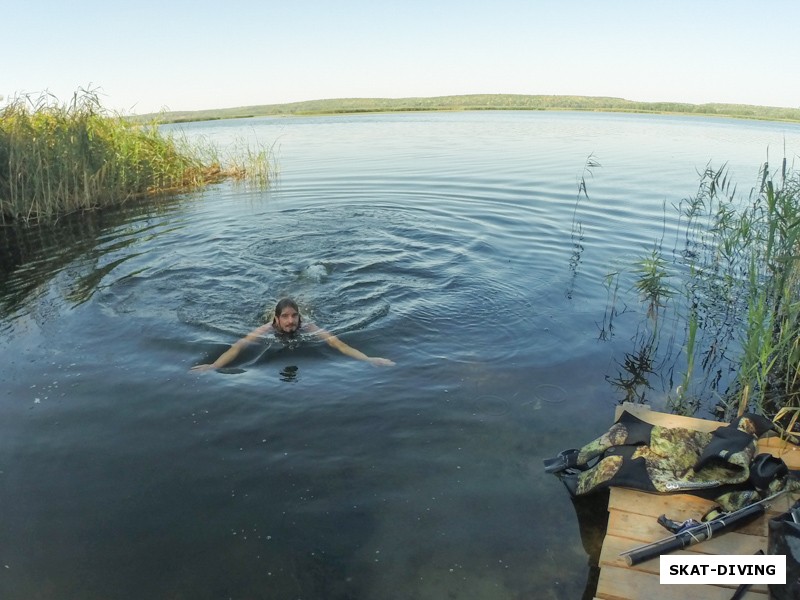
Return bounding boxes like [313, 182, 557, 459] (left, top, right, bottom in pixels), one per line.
[141, 94, 800, 124]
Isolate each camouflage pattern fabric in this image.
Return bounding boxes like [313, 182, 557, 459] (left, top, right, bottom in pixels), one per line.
[560, 410, 799, 512]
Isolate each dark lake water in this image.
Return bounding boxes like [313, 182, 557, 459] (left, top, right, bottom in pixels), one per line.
[2, 111, 800, 599]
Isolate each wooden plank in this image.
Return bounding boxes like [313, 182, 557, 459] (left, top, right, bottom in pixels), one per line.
[605, 510, 766, 556]
[600, 534, 769, 596]
[607, 489, 795, 546]
[599, 533, 767, 583]
[598, 487, 793, 599]
[608, 488, 717, 519]
[614, 403, 725, 432]
[595, 404, 798, 600]
[758, 437, 800, 470]
[596, 564, 767, 599]
[608, 487, 795, 519]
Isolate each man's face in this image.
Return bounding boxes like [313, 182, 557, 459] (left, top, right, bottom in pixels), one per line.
[276, 306, 300, 333]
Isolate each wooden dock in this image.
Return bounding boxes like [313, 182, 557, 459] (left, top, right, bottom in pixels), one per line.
[594, 403, 800, 600]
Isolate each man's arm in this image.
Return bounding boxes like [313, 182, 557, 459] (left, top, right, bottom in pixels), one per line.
[307, 323, 395, 367]
[191, 323, 273, 371]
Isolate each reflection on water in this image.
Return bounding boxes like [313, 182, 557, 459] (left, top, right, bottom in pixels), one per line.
[280, 364, 299, 382]
[2, 111, 800, 599]
[0, 197, 188, 326]
[606, 323, 662, 405]
[570, 491, 611, 600]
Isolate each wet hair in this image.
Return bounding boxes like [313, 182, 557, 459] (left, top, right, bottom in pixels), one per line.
[272, 297, 302, 328]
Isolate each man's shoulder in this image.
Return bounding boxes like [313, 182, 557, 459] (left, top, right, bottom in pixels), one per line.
[254, 323, 274, 334]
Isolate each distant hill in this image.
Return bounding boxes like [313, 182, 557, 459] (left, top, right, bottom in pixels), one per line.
[139, 94, 800, 124]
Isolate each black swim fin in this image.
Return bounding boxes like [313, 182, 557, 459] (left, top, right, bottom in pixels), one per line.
[543, 449, 581, 474]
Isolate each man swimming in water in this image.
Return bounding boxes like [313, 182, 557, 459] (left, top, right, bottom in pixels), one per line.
[191, 297, 395, 371]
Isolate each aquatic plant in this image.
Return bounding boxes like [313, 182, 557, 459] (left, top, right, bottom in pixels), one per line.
[606, 324, 660, 404]
[0, 89, 273, 224]
[634, 244, 673, 319]
[600, 155, 800, 421]
[663, 160, 800, 420]
[567, 154, 600, 300]
[598, 270, 624, 341]
[671, 305, 699, 415]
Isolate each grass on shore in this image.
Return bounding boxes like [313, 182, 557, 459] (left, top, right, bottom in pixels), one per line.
[0, 90, 272, 224]
[140, 94, 800, 124]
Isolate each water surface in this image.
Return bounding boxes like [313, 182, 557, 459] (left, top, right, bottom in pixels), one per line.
[2, 111, 800, 599]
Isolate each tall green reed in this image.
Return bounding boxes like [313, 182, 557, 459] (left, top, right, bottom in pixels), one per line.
[671, 304, 699, 415]
[634, 244, 672, 320]
[0, 89, 273, 224]
[604, 158, 800, 421]
[667, 160, 800, 420]
[567, 154, 600, 300]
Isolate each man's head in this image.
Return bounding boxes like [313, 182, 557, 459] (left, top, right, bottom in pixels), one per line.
[273, 298, 301, 334]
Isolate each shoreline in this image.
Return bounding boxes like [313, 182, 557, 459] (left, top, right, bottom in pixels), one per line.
[138, 94, 800, 125]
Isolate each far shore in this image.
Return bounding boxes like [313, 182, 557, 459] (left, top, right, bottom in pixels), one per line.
[137, 94, 800, 125]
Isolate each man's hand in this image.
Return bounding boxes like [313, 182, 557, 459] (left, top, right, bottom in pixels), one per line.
[367, 357, 396, 367]
[190, 364, 216, 372]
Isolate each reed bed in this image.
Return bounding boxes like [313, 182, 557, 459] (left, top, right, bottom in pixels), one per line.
[0, 90, 272, 224]
[678, 161, 800, 420]
[618, 159, 800, 422]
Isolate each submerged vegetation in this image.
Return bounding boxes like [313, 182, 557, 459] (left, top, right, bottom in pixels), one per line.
[0, 90, 273, 224]
[604, 158, 800, 425]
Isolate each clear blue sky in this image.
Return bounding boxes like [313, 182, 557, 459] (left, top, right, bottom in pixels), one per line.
[5, 0, 799, 114]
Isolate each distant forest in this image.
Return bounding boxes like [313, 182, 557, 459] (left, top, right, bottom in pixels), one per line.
[141, 94, 800, 124]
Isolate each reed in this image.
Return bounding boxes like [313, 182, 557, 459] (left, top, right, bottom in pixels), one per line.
[634, 244, 673, 320]
[606, 158, 800, 421]
[567, 154, 600, 300]
[667, 160, 800, 420]
[0, 90, 272, 224]
[671, 305, 699, 414]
